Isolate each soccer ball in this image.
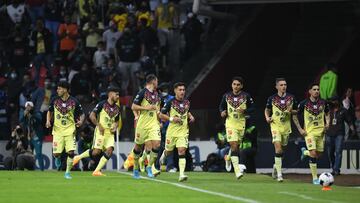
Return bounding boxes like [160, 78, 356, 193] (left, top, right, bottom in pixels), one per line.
[319, 172, 334, 186]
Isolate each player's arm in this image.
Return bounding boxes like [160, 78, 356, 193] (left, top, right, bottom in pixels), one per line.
[90, 102, 105, 135]
[159, 99, 182, 124]
[243, 94, 255, 114]
[75, 99, 85, 127]
[131, 89, 156, 111]
[46, 97, 55, 128]
[219, 94, 227, 118]
[324, 103, 330, 131]
[188, 112, 195, 123]
[290, 96, 299, 115]
[293, 101, 306, 136]
[264, 96, 273, 123]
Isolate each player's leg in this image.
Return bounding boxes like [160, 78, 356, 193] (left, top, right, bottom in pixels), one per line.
[176, 137, 189, 182]
[132, 144, 143, 179]
[74, 133, 100, 167]
[52, 135, 64, 170]
[160, 136, 175, 165]
[93, 135, 115, 176]
[227, 128, 243, 179]
[139, 141, 152, 172]
[145, 129, 161, 178]
[63, 135, 76, 179]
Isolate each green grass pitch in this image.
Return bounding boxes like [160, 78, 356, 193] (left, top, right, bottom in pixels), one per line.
[1, 171, 359, 203]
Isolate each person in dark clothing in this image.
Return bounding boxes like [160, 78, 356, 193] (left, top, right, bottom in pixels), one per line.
[239, 121, 258, 173]
[5, 125, 35, 170]
[29, 18, 53, 84]
[181, 12, 203, 60]
[70, 63, 92, 102]
[326, 96, 355, 175]
[20, 101, 44, 170]
[138, 18, 159, 59]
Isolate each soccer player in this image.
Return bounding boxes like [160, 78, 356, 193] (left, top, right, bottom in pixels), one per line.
[219, 76, 254, 179]
[264, 78, 298, 182]
[159, 82, 195, 182]
[73, 86, 121, 176]
[46, 81, 85, 179]
[294, 83, 330, 184]
[131, 74, 161, 179]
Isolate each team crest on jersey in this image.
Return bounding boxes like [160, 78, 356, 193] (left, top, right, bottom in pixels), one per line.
[226, 93, 246, 108]
[54, 98, 76, 115]
[172, 99, 190, 115]
[305, 100, 326, 116]
[144, 90, 160, 105]
[273, 95, 293, 112]
[166, 139, 170, 144]
[53, 142, 58, 147]
[103, 102, 120, 118]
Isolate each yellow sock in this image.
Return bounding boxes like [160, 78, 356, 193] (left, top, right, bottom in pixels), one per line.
[179, 158, 186, 176]
[274, 157, 282, 176]
[304, 150, 310, 156]
[231, 156, 240, 175]
[95, 156, 108, 172]
[79, 149, 90, 159]
[66, 157, 73, 173]
[148, 151, 158, 167]
[309, 163, 318, 180]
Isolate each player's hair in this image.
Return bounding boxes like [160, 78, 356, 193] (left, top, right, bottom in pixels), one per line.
[173, 82, 186, 89]
[275, 78, 286, 84]
[308, 83, 319, 90]
[232, 76, 244, 84]
[57, 81, 70, 90]
[146, 74, 157, 84]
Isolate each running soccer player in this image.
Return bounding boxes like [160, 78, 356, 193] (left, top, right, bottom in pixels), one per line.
[264, 78, 298, 182]
[159, 82, 195, 182]
[46, 81, 85, 179]
[73, 86, 121, 176]
[219, 76, 255, 179]
[131, 74, 161, 179]
[294, 83, 330, 184]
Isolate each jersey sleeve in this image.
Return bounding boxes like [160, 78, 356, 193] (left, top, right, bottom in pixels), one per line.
[115, 105, 121, 122]
[133, 89, 146, 105]
[74, 98, 84, 118]
[219, 94, 227, 112]
[92, 101, 105, 115]
[161, 99, 172, 114]
[297, 100, 306, 115]
[48, 97, 56, 112]
[265, 96, 273, 109]
[244, 93, 255, 114]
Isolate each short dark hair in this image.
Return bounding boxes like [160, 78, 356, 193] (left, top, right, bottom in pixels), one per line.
[308, 83, 319, 90]
[173, 82, 186, 89]
[57, 81, 70, 90]
[146, 74, 157, 83]
[232, 76, 244, 84]
[275, 78, 286, 84]
[107, 86, 120, 93]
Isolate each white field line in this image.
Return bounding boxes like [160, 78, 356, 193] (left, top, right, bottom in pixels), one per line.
[279, 191, 343, 203]
[117, 171, 260, 203]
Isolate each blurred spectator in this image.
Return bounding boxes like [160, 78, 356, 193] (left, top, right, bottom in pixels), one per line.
[93, 41, 108, 69]
[136, 1, 152, 27]
[78, 0, 97, 22]
[115, 27, 144, 96]
[0, 87, 11, 140]
[354, 106, 360, 139]
[4, 125, 35, 170]
[40, 77, 53, 136]
[83, 14, 104, 57]
[319, 63, 338, 100]
[18, 80, 44, 120]
[111, 6, 128, 32]
[71, 63, 91, 102]
[77, 122, 94, 171]
[9, 24, 29, 76]
[58, 14, 78, 63]
[29, 18, 53, 84]
[342, 87, 355, 140]
[44, 0, 62, 53]
[5, 69, 22, 112]
[20, 101, 44, 170]
[67, 39, 89, 72]
[214, 122, 229, 159]
[326, 96, 355, 175]
[54, 65, 68, 83]
[138, 18, 159, 59]
[181, 12, 203, 60]
[7, 0, 28, 25]
[102, 20, 122, 57]
[25, 0, 46, 26]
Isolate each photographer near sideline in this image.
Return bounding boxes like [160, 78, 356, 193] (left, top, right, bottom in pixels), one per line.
[20, 101, 44, 170]
[4, 126, 35, 170]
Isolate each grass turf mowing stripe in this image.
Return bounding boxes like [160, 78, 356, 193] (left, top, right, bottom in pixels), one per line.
[117, 171, 260, 203]
[278, 192, 343, 203]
